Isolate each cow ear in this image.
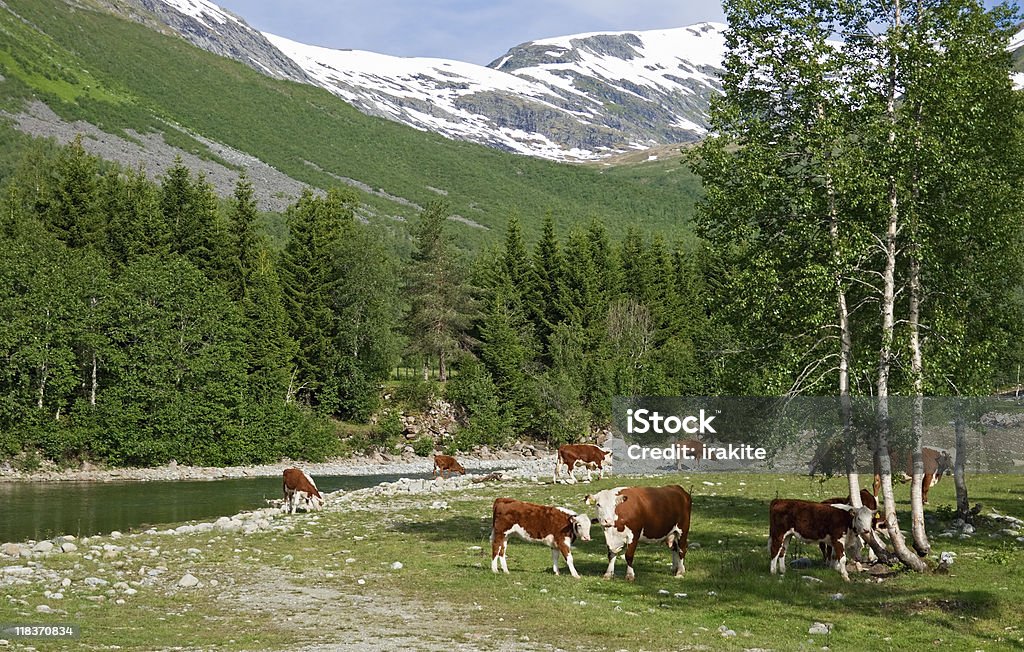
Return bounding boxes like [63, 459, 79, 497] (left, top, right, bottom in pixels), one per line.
[830, 503, 854, 512]
[583, 495, 594, 505]
[616, 495, 628, 505]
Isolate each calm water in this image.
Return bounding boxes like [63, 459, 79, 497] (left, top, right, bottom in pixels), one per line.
[0, 473, 428, 542]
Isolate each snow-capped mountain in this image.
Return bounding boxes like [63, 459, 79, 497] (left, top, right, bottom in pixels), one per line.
[129, 0, 725, 161]
[264, 24, 726, 161]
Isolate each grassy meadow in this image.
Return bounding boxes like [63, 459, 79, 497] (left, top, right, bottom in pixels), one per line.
[2, 472, 1022, 650]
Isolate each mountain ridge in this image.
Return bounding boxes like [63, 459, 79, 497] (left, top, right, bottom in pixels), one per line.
[142, 0, 726, 161]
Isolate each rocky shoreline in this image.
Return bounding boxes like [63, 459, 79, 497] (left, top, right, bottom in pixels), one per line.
[0, 444, 554, 483]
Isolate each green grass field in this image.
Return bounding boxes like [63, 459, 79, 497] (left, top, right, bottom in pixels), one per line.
[1, 473, 1022, 650]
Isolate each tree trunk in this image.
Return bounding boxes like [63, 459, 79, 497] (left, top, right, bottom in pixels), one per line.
[954, 401, 971, 522]
[908, 253, 929, 556]
[827, 169, 862, 509]
[876, 0, 926, 572]
[438, 350, 448, 382]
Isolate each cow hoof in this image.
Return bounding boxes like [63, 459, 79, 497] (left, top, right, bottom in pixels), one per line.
[603, 573, 614, 580]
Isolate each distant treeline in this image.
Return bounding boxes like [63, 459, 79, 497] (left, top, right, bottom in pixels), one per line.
[0, 137, 731, 468]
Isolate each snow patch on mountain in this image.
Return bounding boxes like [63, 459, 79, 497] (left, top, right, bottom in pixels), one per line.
[159, 0, 240, 29]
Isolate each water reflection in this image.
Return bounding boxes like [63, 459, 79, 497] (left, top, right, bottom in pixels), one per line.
[0, 472, 428, 541]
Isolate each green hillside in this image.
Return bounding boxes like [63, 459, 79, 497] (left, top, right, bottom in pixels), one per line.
[0, 0, 702, 249]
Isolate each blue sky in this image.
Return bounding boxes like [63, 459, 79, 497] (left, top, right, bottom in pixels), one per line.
[212, 1, 727, 65]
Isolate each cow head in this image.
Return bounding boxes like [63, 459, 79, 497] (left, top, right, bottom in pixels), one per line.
[831, 503, 877, 537]
[585, 489, 628, 528]
[571, 513, 593, 542]
[936, 450, 953, 476]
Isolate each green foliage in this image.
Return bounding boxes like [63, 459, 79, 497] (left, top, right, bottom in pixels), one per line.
[370, 410, 404, 451]
[393, 379, 440, 412]
[411, 435, 434, 457]
[444, 356, 510, 449]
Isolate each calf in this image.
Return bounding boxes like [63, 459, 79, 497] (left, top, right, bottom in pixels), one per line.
[554, 444, 612, 483]
[433, 454, 466, 478]
[872, 447, 953, 504]
[585, 485, 692, 581]
[768, 498, 875, 581]
[820, 489, 881, 564]
[490, 498, 593, 577]
[282, 468, 324, 515]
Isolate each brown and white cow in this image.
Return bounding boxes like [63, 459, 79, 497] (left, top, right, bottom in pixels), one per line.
[433, 454, 466, 478]
[768, 498, 876, 581]
[585, 485, 692, 581]
[554, 444, 612, 483]
[282, 468, 324, 514]
[819, 489, 882, 564]
[490, 498, 593, 577]
[872, 447, 953, 504]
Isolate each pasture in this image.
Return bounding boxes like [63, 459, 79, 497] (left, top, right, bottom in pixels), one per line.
[1, 472, 1022, 650]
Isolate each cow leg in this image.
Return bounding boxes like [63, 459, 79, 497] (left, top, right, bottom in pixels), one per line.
[819, 542, 831, 564]
[624, 539, 640, 582]
[831, 540, 850, 582]
[585, 465, 593, 483]
[922, 473, 933, 504]
[568, 463, 578, 484]
[769, 532, 788, 575]
[490, 531, 503, 573]
[550, 547, 561, 575]
[872, 473, 881, 498]
[553, 458, 561, 484]
[671, 542, 686, 577]
[561, 542, 580, 578]
[604, 548, 617, 579]
[598, 463, 605, 480]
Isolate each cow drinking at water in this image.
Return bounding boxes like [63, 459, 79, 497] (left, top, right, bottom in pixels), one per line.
[282, 468, 324, 514]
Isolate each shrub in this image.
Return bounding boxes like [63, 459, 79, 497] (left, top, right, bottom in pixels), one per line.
[412, 435, 435, 457]
[394, 379, 439, 412]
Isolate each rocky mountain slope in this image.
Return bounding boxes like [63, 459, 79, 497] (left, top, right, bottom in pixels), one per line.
[132, 0, 725, 161]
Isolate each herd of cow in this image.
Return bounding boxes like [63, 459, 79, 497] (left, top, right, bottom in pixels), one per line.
[280, 442, 954, 583]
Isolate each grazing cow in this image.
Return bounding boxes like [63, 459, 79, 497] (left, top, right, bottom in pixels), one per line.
[489, 498, 593, 577]
[433, 454, 466, 478]
[554, 444, 612, 483]
[768, 499, 876, 582]
[585, 485, 692, 581]
[674, 439, 723, 471]
[872, 447, 953, 504]
[819, 489, 881, 563]
[282, 468, 324, 515]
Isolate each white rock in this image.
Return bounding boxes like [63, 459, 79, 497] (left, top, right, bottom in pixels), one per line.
[390, 561, 403, 570]
[32, 541, 54, 553]
[61, 578, 71, 588]
[809, 622, 832, 635]
[84, 577, 108, 587]
[110, 531, 123, 539]
[177, 573, 200, 588]
[36, 604, 51, 613]
[801, 576, 823, 584]
[658, 589, 670, 595]
[674, 593, 687, 598]
[124, 588, 138, 596]
[357, 579, 366, 585]
[1, 543, 22, 557]
[60, 543, 78, 554]
[830, 593, 844, 601]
